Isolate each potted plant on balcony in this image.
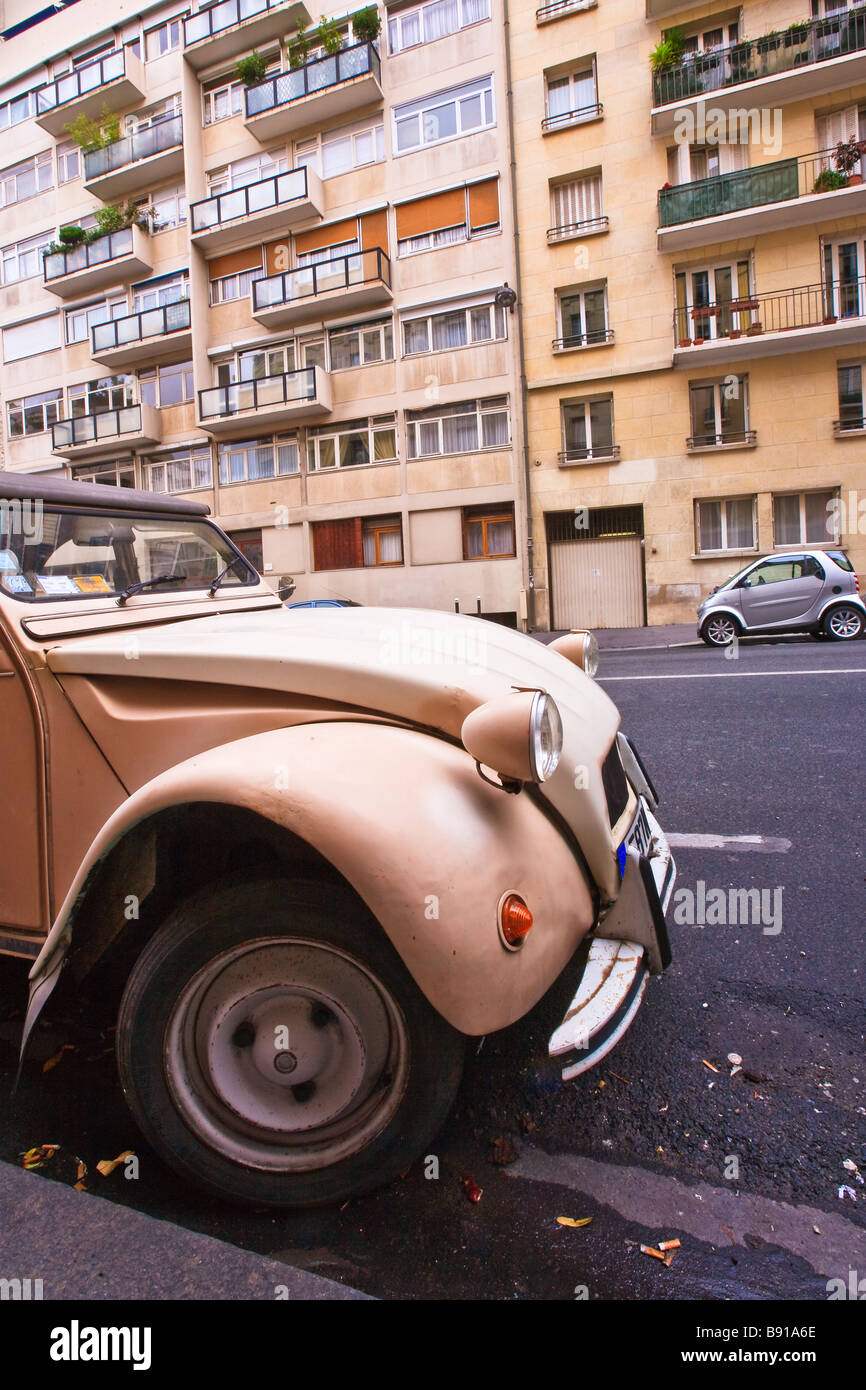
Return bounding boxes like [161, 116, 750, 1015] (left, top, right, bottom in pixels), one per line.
[352, 6, 381, 44]
[783, 18, 810, 58]
[812, 166, 849, 192]
[834, 134, 866, 185]
[235, 50, 268, 87]
[63, 103, 121, 152]
[746, 320, 764, 335]
[288, 20, 311, 69]
[756, 28, 783, 53]
[317, 16, 344, 55]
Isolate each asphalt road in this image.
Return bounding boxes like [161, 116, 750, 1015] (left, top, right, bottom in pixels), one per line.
[1, 634, 864, 1301]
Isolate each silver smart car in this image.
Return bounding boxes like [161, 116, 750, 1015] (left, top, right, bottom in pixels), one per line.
[697, 549, 865, 646]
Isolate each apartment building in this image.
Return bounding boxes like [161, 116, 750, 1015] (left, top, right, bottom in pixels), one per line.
[0, 0, 527, 619]
[508, 0, 866, 628]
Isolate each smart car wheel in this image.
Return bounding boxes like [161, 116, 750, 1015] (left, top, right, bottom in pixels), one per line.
[822, 605, 864, 641]
[116, 879, 465, 1208]
[701, 613, 740, 647]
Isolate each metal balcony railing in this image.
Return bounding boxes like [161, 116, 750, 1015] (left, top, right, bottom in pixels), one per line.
[553, 328, 614, 350]
[191, 167, 311, 233]
[674, 277, 866, 345]
[185, 0, 292, 45]
[686, 429, 757, 449]
[542, 101, 602, 132]
[36, 49, 127, 115]
[84, 115, 183, 181]
[547, 215, 609, 242]
[43, 227, 135, 282]
[658, 147, 863, 228]
[52, 406, 144, 450]
[91, 299, 190, 354]
[199, 366, 321, 419]
[833, 415, 866, 433]
[245, 42, 381, 119]
[253, 247, 390, 312]
[653, 11, 866, 107]
[558, 444, 621, 464]
[537, 0, 595, 22]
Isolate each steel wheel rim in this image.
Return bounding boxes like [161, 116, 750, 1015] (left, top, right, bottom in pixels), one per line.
[705, 615, 736, 645]
[828, 608, 860, 638]
[163, 938, 410, 1173]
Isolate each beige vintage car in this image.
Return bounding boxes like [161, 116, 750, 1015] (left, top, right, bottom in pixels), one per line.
[1, 474, 675, 1208]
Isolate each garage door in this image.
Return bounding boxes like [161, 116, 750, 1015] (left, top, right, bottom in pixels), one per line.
[547, 507, 645, 630]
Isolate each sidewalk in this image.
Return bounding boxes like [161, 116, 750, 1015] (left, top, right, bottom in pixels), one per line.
[534, 623, 698, 652]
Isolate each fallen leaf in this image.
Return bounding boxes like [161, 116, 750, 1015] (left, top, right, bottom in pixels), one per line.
[556, 1216, 592, 1228]
[96, 1149, 135, 1178]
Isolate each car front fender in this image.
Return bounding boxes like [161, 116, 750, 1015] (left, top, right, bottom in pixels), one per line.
[26, 721, 594, 1039]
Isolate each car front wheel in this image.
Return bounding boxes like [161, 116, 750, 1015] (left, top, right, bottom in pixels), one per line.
[116, 878, 465, 1208]
[822, 605, 864, 641]
[701, 613, 740, 647]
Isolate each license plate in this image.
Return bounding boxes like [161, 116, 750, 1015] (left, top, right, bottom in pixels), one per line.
[626, 800, 653, 857]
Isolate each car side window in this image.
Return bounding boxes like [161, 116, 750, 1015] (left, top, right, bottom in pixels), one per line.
[748, 560, 798, 585]
[803, 556, 825, 580]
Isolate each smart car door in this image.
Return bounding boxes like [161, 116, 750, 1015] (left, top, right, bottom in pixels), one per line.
[739, 557, 823, 626]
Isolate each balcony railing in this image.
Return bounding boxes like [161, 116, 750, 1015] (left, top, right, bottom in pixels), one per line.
[547, 215, 609, 242]
[191, 167, 311, 233]
[653, 11, 866, 107]
[245, 42, 381, 119]
[52, 406, 146, 450]
[253, 247, 390, 313]
[553, 329, 614, 350]
[185, 0, 292, 45]
[36, 50, 127, 115]
[541, 101, 602, 133]
[686, 429, 757, 450]
[537, 0, 596, 23]
[84, 115, 183, 181]
[833, 415, 866, 433]
[658, 148, 863, 228]
[43, 228, 135, 283]
[91, 299, 191, 355]
[558, 444, 621, 464]
[200, 366, 322, 419]
[674, 277, 866, 345]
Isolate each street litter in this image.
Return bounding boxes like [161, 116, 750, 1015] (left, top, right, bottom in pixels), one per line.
[19, 1144, 59, 1170]
[96, 1149, 135, 1177]
[42, 1043, 76, 1073]
[73, 1158, 87, 1191]
[841, 1159, 863, 1183]
[461, 1176, 483, 1203]
[702, 1060, 719, 1073]
[838, 1185, 857, 1202]
[556, 1217, 592, 1229]
[659, 1239, 681, 1251]
[641, 1241, 679, 1267]
[609, 1072, 629, 1085]
[727, 1053, 742, 1066]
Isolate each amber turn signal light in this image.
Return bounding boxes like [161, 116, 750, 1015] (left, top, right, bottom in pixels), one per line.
[500, 893, 533, 949]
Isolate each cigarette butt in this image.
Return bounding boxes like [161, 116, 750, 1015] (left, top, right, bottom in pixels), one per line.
[702, 1059, 719, 1073]
[659, 1239, 681, 1251]
[640, 1244, 666, 1261]
[663, 1251, 676, 1267]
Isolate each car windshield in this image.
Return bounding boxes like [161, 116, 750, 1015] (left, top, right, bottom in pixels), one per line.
[0, 507, 258, 603]
[717, 560, 757, 589]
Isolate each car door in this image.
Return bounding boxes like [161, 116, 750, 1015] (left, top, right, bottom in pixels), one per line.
[739, 556, 823, 627]
[0, 625, 46, 934]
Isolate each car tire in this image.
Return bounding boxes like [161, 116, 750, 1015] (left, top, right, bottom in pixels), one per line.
[116, 878, 465, 1208]
[822, 605, 864, 641]
[700, 613, 741, 647]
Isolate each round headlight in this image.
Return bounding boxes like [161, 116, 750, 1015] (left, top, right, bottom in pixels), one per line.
[529, 691, 563, 781]
[549, 629, 600, 679]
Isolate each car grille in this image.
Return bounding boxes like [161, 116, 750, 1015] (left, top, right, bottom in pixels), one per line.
[602, 742, 629, 828]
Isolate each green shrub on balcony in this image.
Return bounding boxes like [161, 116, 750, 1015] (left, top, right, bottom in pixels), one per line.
[63, 103, 121, 152]
[288, 20, 311, 68]
[317, 16, 344, 55]
[45, 201, 153, 257]
[352, 6, 381, 43]
[235, 51, 268, 86]
[812, 168, 848, 192]
[649, 26, 685, 70]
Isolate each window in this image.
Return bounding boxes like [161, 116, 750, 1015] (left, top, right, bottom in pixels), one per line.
[65, 297, 127, 345]
[362, 516, 404, 566]
[675, 259, 753, 342]
[406, 398, 509, 458]
[544, 62, 599, 130]
[549, 173, 605, 240]
[773, 490, 839, 545]
[202, 76, 245, 125]
[207, 151, 288, 195]
[75, 461, 137, 488]
[68, 376, 133, 417]
[139, 360, 195, 408]
[329, 318, 394, 369]
[464, 505, 515, 559]
[296, 121, 385, 180]
[218, 342, 296, 384]
[144, 18, 182, 61]
[666, 140, 748, 185]
[822, 238, 866, 321]
[676, 18, 739, 56]
[229, 529, 264, 573]
[837, 363, 864, 430]
[151, 183, 187, 231]
[144, 446, 214, 494]
[396, 178, 500, 257]
[556, 285, 610, 348]
[57, 141, 81, 186]
[0, 87, 38, 132]
[402, 301, 506, 355]
[389, 0, 490, 52]
[3, 313, 61, 362]
[7, 388, 62, 438]
[307, 416, 397, 470]
[218, 436, 299, 484]
[695, 497, 756, 552]
[126, 95, 182, 133]
[2, 231, 54, 285]
[133, 272, 189, 312]
[393, 76, 494, 155]
[688, 377, 751, 447]
[0, 152, 53, 208]
[211, 267, 264, 304]
[561, 398, 615, 461]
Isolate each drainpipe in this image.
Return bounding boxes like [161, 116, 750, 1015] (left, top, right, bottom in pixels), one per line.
[503, 0, 535, 632]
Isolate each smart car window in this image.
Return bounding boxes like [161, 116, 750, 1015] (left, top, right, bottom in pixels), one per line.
[827, 550, 854, 573]
[803, 556, 825, 580]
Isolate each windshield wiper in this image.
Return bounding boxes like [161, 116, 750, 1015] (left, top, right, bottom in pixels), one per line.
[209, 554, 247, 597]
[115, 573, 186, 606]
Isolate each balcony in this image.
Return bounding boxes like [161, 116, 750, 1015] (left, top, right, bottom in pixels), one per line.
[686, 429, 757, 452]
[90, 300, 192, 370]
[244, 42, 382, 142]
[553, 329, 614, 351]
[547, 215, 609, 243]
[537, 0, 597, 24]
[673, 278, 866, 364]
[199, 365, 331, 435]
[42, 226, 151, 299]
[658, 149, 866, 251]
[652, 12, 866, 135]
[833, 415, 866, 435]
[184, 0, 310, 70]
[51, 405, 161, 459]
[558, 444, 621, 466]
[541, 101, 603, 134]
[34, 50, 146, 136]
[83, 116, 184, 200]
[190, 165, 323, 254]
[252, 248, 392, 329]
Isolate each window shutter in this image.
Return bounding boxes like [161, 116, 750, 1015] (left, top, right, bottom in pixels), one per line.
[468, 178, 499, 231]
[207, 247, 263, 278]
[295, 218, 358, 255]
[360, 209, 389, 252]
[395, 187, 467, 239]
[312, 517, 363, 571]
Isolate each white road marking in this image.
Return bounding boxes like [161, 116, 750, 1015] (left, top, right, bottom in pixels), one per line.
[667, 833, 791, 853]
[599, 668, 866, 681]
